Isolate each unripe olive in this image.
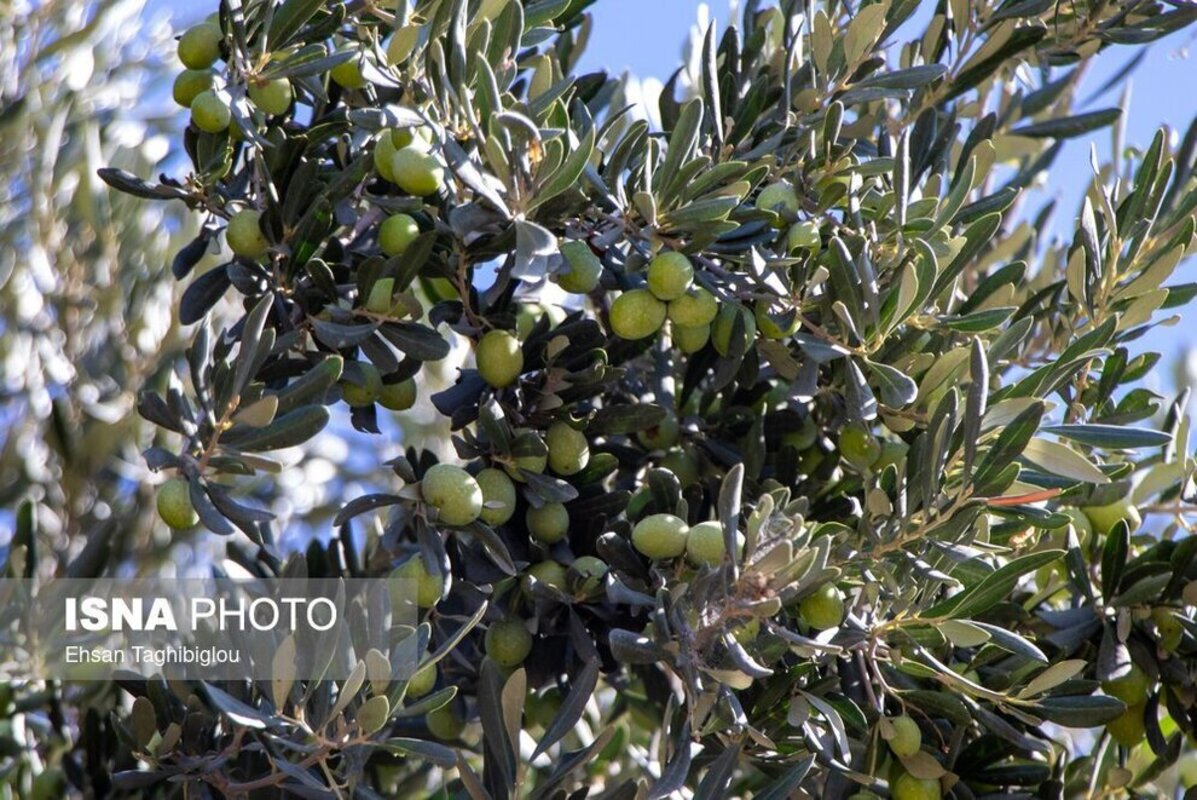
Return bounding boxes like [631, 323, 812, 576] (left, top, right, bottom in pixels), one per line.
[392, 557, 444, 607]
[226, 209, 270, 260]
[755, 180, 800, 224]
[379, 213, 420, 256]
[378, 378, 417, 411]
[546, 420, 589, 476]
[248, 78, 292, 116]
[786, 220, 822, 252]
[173, 69, 215, 107]
[660, 449, 700, 487]
[754, 299, 799, 340]
[1154, 608, 1184, 652]
[646, 251, 694, 301]
[526, 560, 568, 591]
[557, 241, 603, 294]
[157, 478, 199, 529]
[1082, 497, 1142, 537]
[891, 771, 941, 800]
[1106, 702, 1147, 748]
[526, 502, 569, 543]
[610, 289, 667, 340]
[330, 53, 367, 89]
[685, 520, 743, 567]
[570, 555, 608, 593]
[711, 304, 756, 357]
[1102, 663, 1151, 705]
[637, 410, 679, 450]
[798, 583, 844, 630]
[421, 463, 483, 526]
[888, 714, 922, 757]
[475, 330, 523, 388]
[485, 618, 533, 667]
[839, 423, 881, 469]
[375, 129, 401, 182]
[631, 513, 689, 560]
[340, 363, 382, 407]
[390, 147, 445, 196]
[668, 286, 718, 327]
[425, 705, 465, 739]
[476, 468, 517, 526]
[190, 90, 231, 133]
[177, 22, 222, 69]
[504, 430, 548, 481]
[673, 323, 710, 353]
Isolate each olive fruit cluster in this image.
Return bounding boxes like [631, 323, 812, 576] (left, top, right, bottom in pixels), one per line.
[630, 514, 744, 567]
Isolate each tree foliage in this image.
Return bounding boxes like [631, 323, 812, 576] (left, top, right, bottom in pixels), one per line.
[10, 0, 1197, 796]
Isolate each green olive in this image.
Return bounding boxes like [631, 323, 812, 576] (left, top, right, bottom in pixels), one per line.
[421, 463, 483, 526]
[546, 420, 590, 476]
[891, 771, 941, 800]
[226, 209, 269, 260]
[190, 90, 231, 133]
[390, 147, 445, 196]
[340, 363, 382, 407]
[685, 520, 743, 567]
[888, 714, 921, 758]
[475, 330, 523, 388]
[711, 304, 756, 357]
[1102, 663, 1151, 705]
[610, 289, 667, 340]
[637, 410, 680, 451]
[798, 583, 845, 630]
[173, 69, 215, 107]
[1082, 497, 1142, 537]
[660, 449, 700, 487]
[755, 180, 801, 224]
[557, 241, 603, 294]
[485, 618, 533, 667]
[330, 53, 367, 89]
[177, 22, 222, 69]
[667, 287, 719, 327]
[526, 560, 568, 591]
[1154, 608, 1184, 652]
[157, 478, 199, 530]
[631, 513, 689, 560]
[526, 502, 569, 544]
[1106, 702, 1147, 748]
[646, 251, 694, 301]
[839, 423, 881, 469]
[786, 220, 822, 252]
[378, 377, 417, 411]
[476, 467, 517, 526]
[673, 323, 710, 353]
[248, 78, 292, 116]
[379, 213, 420, 257]
[392, 557, 444, 608]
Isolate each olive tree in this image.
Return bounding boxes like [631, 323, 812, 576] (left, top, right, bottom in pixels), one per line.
[78, 0, 1197, 796]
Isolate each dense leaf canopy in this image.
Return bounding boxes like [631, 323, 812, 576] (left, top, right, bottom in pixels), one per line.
[5, 0, 1197, 796]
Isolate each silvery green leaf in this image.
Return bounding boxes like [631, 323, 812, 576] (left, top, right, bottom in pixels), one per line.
[512, 219, 557, 280]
